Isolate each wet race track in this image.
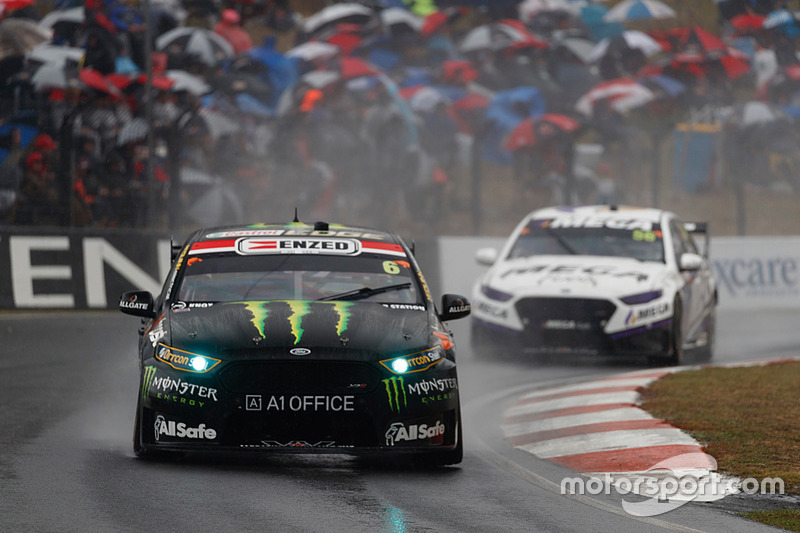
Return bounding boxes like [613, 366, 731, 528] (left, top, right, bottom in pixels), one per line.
[1, 308, 796, 533]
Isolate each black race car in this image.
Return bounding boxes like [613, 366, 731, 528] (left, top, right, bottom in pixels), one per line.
[120, 220, 471, 465]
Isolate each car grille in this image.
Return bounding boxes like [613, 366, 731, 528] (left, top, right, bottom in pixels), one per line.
[218, 360, 382, 395]
[515, 297, 616, 351]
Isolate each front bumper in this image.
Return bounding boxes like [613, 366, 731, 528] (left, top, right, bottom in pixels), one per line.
[139, 358, 461, 453]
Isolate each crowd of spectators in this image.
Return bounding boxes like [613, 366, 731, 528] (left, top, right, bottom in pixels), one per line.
[0, 0, 799, 230]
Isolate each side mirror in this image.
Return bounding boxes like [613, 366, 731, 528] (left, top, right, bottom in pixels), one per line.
[476, 247, 499, 266]
[679, 252, 703, 272]
[440, 294, 471, 321]
[119, 290, 156, 318]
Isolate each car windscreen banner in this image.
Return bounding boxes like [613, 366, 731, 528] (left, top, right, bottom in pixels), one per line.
[0, 227, 171, 310]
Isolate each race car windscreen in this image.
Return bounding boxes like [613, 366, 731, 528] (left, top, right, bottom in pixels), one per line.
[507, 219, 665, 262]
[175, 254, 422, 303]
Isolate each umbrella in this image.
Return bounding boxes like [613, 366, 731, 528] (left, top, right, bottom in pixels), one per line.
[408, 86, 451, 113]
[196, 108, 241, 139]
[518, 0, 586, 22]
[30, 62, 79, 91]
[551, 36, 596, 64]
[729, 13, 766, 33]
[337, 56, 380, 79]
[762, 9, 796, 30]
[0, 19, 52, 59]
[0, 0, 33, 16]
[117, 117, 149, 146]
[285, 41, 340, 63]
[504, 113, 582, 151]
[79, 68, 123, 96]
[458, 19, 546, 54]
[420, 7, 466, 36]
[728, 101, 789, 128]
[26, 43, 84, 67]
[380, 7, 423, 36]
[302, 3, 375, 36]
[164, 69, 211, 95]
[155, 27, 234, 67]
[588, 30, 662, 62]
[603, 0, 676, 22]
[638, 73, 685, 97]
[575, 77, 655, 116]
[650, 26, 727, 55]
[38, 6, 84, 29]
[298, 70, 341, 90]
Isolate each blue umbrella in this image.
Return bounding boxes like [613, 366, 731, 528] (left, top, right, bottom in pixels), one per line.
[638, 74, 685, 97]
[0, 123, 38, 148]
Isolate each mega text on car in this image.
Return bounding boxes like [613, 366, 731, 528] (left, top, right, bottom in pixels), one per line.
[120, 221, 470, 465]
[470, 205, 717, 364]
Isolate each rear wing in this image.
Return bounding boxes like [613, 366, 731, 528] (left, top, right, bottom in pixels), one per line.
[683, 221, 710, 258]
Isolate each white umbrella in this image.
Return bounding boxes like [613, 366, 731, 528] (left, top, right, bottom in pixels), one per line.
[729, 101, 787, 127]
[588, 30, 663, 62]
[0, 19, 52, 58]
[26, 43, 84, 67]
[458, 21, 535, 54]
[302, 3, 374, 35]
[380, 7, 423, 34]
[553, 36, 597, 65]
[117, 117, 150, 146]
[575, 78, 655, 116]
[156, 27, 234, 67]
[30, 62, 78, 91]
[197, 108, 241, 139]
[519, 0, 586, 22]
[164, 69, 211, 95]
[38, 6, 84, 29]
[286, 41, 340, 62]
[603, 0, 676, 22]
[409, 87, 450, 113]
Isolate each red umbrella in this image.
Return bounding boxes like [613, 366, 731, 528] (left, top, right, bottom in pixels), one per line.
[730, 13, 766, 33]
[79, 68, 122, 97]
[338, 56, 379, 79]
[504, 113, 581, 151]
[421, 7, 466, 36]
[0, 0, 33, 15]
[650, 26, 727, 55]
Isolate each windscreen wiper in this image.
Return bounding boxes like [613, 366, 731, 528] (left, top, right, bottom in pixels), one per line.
[543, 227, 578, 255]
[317, 282, 412, 302]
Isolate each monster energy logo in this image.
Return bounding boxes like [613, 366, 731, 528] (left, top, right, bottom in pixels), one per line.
[142, 365, 157, 399]
[235, 301, 352, 345]
[382, 376, 407, 413]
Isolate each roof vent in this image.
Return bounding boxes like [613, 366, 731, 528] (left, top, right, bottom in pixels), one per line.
[314, 221, 329, 231]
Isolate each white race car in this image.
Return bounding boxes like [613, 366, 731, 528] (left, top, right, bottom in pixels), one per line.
[470, 205, 717, 364]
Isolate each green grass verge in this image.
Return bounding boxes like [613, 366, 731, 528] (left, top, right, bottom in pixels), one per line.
[739, 510, 800, 532]
[640, 361, 800, 530]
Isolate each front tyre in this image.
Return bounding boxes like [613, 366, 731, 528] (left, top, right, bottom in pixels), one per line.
[668, 298, 684, 366]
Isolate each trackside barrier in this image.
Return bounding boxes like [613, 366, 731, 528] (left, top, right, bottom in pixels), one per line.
[0, 228, 798, 311]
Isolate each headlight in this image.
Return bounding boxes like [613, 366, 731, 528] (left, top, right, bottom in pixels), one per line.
[379, 346, 444, 374]
[620, 290, 663, 305]
[480, 284, 513, 302]
[156, 344, 221, 373]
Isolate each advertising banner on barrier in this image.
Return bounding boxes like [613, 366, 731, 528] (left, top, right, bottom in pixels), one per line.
[0, 228, 172, 310]
[710, 237, 800, 311]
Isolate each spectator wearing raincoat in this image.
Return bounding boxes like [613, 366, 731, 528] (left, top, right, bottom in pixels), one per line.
[213, 9, 253, 54]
